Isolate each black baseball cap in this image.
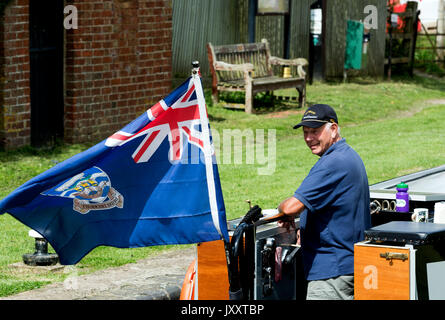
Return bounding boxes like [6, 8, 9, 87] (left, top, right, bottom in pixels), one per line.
[293, 104, 338, 129]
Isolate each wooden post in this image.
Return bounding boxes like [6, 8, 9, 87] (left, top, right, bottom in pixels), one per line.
[388, 8, 393, 80]
[206, 43, 219, 105]
[283, 2, 291, 59]
[439, 0, 445, 66]
[248, 0, 257, 43]
[409, 9, 420, 77]
[244, 71, 253, 114]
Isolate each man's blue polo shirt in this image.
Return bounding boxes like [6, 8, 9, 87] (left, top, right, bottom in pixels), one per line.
[294, 138, 370, 281]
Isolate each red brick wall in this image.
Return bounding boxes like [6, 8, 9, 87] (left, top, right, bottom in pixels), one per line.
[0, 0, 172, 149]
[65, 0, 173, 143]
[0, 0, 31, 150]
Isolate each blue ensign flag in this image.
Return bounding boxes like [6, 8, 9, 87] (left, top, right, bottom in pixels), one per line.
[0, 75, 229, 265]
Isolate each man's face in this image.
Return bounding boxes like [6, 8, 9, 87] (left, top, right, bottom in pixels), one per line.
[303, 123, 337, 157]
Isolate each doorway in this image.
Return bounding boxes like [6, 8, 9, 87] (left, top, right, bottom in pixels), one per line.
[29, 0, 64, 147]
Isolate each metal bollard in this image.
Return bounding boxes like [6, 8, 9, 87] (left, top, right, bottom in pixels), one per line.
[22, 230, 59, 266]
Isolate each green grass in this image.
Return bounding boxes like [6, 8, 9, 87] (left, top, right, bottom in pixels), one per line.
[1, 74, 445, 297]
[0, 273, 51, 296]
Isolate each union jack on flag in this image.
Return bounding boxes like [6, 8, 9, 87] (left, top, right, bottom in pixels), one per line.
[105, 81, 206, 163]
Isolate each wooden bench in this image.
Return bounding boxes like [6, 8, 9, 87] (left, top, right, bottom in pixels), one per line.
[207, 39, 308, 114]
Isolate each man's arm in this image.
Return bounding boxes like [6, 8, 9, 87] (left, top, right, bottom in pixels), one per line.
[260, 196, 305, 224]
[278, 196, 305, 218]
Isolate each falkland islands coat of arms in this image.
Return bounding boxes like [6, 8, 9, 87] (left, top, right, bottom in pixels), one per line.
[42, 167, 124, 214]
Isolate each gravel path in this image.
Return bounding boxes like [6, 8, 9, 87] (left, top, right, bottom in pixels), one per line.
[0, 246, 195, 300]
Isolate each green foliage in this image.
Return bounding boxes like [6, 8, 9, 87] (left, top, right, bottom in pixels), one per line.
[414, 36, 445, 77]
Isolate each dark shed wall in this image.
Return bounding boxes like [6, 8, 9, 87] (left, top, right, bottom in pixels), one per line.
[324, 0, 387, 79]
[172, 0, 242, 78]
[289, 0, 312, 61]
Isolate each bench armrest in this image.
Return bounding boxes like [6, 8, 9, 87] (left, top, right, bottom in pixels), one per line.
[269, 56, 308, 78]
[214, 61, 254, 72]
[269, 56, 308, 67]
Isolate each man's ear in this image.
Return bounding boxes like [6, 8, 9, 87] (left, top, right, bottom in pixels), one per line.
[330, 123, 338, 138]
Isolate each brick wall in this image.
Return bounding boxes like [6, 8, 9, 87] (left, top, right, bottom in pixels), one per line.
[0, 0, 173, 149]
[65, 0, 173, 143]
[0, 0, 31, 150]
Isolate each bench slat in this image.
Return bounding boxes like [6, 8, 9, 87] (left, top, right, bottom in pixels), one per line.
[213, 42, 267, 55]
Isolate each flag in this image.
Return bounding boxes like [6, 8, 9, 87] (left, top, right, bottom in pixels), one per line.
[0, 74, 229, 265]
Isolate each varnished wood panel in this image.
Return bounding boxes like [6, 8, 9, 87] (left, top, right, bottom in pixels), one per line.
[197, 240, 230, 300]
[354, 243, 410, 300]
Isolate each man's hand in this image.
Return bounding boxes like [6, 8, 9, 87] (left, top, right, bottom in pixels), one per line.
[277, 218, 296, 232]
[276, 196, 305, 233]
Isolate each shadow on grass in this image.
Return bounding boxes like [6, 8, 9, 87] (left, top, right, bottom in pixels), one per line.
[384, 65, 445, 91]
[313, 67, 445, 91]
[212, 91, 304, 115]
[399, 74, 445, 92]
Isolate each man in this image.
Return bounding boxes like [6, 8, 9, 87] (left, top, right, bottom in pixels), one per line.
[277, 104, 370, 300]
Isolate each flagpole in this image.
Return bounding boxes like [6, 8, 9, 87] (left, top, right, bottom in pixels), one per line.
[191, 61, 224, 239]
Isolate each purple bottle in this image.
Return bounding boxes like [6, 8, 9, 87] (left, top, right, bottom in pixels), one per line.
[396, 182, 409, 212]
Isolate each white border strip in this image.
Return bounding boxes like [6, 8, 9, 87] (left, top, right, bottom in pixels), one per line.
[193, 245, 199, 300]
[147, 109, 155, 121]
[159, 100, 168, 110]
[192, 74, 223, 239]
